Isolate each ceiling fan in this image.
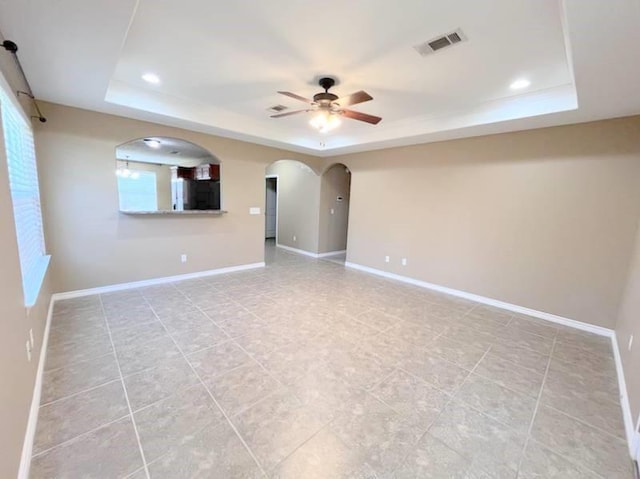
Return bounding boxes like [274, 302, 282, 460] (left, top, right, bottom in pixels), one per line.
[271, 77, 382, 132]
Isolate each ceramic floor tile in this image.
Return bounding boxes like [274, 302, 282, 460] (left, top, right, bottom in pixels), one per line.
[234, 388, 331, 473]
[518, 439, 601, 479]
[488, 342, 550, 375]
[541, 364, 625, 438]
[45, 332, 114, 371]
[429, 400, 527, 476]
[115, 334, 183, 377]
[30, 417, 143, 479]
[455, 373, 537, 432]
[32, 243, 631, 478]
[147, 420, 263, 479]
[394, 433, 470, 479]
[34, 380, 129, 454]
[329, 393, 425, 476]
[507, 314, 559, 339]
[370, 368, 451, 430]
[531, 405, 633, 479]
[272, 427, 373, 479]
[110, 319, 169, 349]
[187, 340, 253, 379]
[474, 352, 545, 398]
[398, 350, 470, 394]
[134, 384, 225, 463]
[202, 361, 281, 417]
[426, 335, 489, 370]
[123, 356, 201, 411]
[167, 319, 231, 354]
[41, 352, 120, 404]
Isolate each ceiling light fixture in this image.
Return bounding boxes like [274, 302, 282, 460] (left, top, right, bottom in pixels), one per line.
[309, 111, 341, 133]
[143, 138, 161, 148]
[142, 73, 160, 84]
[510, 78, 531, 90]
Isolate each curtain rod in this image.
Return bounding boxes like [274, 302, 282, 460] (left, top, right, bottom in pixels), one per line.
[1, 40, 47, 123]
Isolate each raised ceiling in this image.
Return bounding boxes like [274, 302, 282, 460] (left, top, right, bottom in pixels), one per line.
[1, 0, 639, 156]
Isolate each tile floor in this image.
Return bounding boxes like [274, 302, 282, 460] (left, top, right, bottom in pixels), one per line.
[30, 243, 634, 478]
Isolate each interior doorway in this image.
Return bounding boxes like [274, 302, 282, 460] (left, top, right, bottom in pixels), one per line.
[265, 176, 278, 240]
[318, 163, 351, 264]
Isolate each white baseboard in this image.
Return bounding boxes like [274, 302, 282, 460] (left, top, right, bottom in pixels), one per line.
[276, 243, 320, 258]
[52, 262, 265, 300]
[344, 261, 613, 337]
[317, 250, 347, 258]
[612, 333, 639, 457]
[18, 295, 55, 479]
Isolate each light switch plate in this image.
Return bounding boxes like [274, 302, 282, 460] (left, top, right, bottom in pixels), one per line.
[249, 207, 261, 215]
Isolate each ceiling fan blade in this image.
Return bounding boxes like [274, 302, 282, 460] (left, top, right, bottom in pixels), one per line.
[270, 109, 309, 118]
[341, 109, 382, 125]
[334, 90, 373, 107]
[277, 91, 313, 104]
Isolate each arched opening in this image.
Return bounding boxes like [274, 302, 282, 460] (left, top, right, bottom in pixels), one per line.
[115, 137, 221, 213]
[318, 163, 351, 264]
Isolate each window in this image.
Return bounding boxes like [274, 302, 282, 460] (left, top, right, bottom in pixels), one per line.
[1, 85, 49, 307]
[117, 169, 158, 211]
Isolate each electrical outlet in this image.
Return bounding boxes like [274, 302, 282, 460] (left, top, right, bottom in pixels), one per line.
[293, 235, 297, 242]
[29, 328, 34, 348]
[402, 258, 407, 266]
[181, 254, 187, 263]
[330, 208, 335, 215]
[385, 255, 390, 263]
[629, 335, 634, 351]
[26, 340, 31, 362]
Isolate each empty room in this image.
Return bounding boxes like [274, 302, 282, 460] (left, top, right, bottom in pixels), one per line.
[1, 1, 640, 478]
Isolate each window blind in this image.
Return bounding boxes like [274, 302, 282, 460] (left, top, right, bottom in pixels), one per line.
[1, 88, 48, 306]
[117, 170, 158, 211]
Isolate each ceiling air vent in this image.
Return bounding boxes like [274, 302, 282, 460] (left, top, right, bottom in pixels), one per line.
[267, 104, 288, 113]
[414, 28, 467, 57]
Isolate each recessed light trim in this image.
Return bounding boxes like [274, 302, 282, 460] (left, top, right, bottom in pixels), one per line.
[143, 138, 161, 148]
[510, 78, 531, 90]
[142, 73, 160, 84]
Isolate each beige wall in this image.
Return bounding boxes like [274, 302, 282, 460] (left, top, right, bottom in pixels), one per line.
[616, 221, 640, 428]
[266, 159, 320, 253]
[0, 40, 52, 478]
[35, 102, 319, 292]
[318, 163, 351, 254]
[330, 117, 640, 328]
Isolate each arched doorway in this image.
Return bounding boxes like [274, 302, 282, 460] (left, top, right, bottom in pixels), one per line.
[318, 163, 351, 264]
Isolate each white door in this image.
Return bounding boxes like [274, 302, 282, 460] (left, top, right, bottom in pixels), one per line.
[265, 178, 277, 238]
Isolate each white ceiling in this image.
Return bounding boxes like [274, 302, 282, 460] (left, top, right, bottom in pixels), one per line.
[1, 0, 639, 157]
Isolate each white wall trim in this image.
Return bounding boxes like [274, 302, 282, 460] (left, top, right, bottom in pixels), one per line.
[18, 295, 54, 479]
[344, 261, 613, 337]
[317, 250, 347, 258]
[276, 243, 320, 258]
[612, 333, 639, 457]
[51, 262, 265, 300]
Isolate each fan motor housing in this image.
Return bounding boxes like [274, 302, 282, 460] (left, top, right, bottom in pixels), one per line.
[313, 92, 338, 104]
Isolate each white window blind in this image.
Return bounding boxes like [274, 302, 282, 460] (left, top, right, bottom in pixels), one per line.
[117, 170, 158, 212]
[1, 88, 49, 307]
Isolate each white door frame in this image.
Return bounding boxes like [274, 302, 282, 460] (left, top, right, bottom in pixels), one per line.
[265, 174, 279, 243]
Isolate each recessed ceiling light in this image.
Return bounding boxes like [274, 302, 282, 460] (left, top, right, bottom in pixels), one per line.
[142, 73, 160, 84]
[143, 138, 161, 148]
[510, 79, 531, 90]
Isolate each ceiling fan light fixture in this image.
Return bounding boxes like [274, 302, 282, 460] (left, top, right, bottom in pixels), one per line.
[310, 111, 341, 133]
[144, 138, 161, 148]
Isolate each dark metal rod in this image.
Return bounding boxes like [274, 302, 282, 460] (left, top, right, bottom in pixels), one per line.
[2, 40, 47, 122]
